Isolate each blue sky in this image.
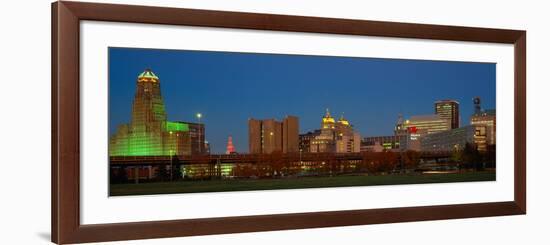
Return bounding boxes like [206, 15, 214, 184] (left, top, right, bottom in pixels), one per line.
[109, 47, 496, 154]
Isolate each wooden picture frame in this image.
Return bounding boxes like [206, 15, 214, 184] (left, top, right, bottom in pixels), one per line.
[52, 1, 526, 244]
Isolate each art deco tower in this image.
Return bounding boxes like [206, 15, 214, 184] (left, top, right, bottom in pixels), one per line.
[110, 69, 170, 156]
[130, 69, 167, 133]
[128, 69, 168, 155]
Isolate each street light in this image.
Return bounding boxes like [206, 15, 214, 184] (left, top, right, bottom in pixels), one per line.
[169, 149, 174, 181]
[196, 113, 202, 154]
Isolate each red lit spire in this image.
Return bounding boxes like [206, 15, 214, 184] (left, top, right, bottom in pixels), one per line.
[226, 135, 236, 154]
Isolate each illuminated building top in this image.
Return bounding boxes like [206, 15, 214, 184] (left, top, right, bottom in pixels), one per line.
[338, 113, 350, 126]
[311, 109, 360, 153]
[137, 69, 159, 82]
[322, 108, 335, 129]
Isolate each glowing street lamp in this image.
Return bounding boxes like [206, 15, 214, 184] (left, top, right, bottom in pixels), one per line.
[299, 148, 303, 164]
[196, 113, 203, 154]
[169, 149, 174, 181]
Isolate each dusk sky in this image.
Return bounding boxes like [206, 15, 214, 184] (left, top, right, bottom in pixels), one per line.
[109, 47, 496, 154]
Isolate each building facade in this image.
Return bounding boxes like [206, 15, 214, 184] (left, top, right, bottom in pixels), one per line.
[404, 114, 451, 136]
[248, 116, 299, 154]
[420, 125, 476, 152]
[361, 135, 403, 152]
[391, 114, 451, 151]
[420, 124, 489, 152]
[471, 109, 496, 146]
[188, 122, 206, 154]
[299, 130, 320, 153]
[435, 99, 460, 129]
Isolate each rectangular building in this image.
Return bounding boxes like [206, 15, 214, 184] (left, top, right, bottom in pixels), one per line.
[174, 121, 205, 155]
[262, 119, 283, 153]
[299, 130, 321, 153]
[471, 109, 496, 146]
[249, 116, 299, 154]
[283, 116, 300, 153]
[337, 132, 361, 153]
[248, 119, 262, 154]
[435, 99, 460, 129]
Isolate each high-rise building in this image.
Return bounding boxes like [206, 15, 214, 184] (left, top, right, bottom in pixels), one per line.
[310, 109, 361, 153]
[248, 116, 299, 154]
[262, 119, 283, 153]
[248, 119, 262, 154]
[179, 122, 206, 154]
[283, 116, 299, 153]
[109, 69, 200, 156]
[435, 99, 460, 129]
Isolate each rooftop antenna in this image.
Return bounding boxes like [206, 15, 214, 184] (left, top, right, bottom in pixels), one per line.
[473, 97, 481, 114]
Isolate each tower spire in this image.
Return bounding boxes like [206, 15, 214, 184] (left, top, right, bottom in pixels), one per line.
[325, 108, 331, 118]
[322, 108, 335, 129]
[226, 135, 235, 154]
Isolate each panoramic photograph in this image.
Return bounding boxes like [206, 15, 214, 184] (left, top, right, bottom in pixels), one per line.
[108, 47, 496, 196]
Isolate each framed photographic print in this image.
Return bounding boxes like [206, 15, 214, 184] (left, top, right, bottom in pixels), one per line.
[52, 1, 526, 244]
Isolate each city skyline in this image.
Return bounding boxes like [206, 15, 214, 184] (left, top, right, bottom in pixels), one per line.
[109, 47, 496, 154]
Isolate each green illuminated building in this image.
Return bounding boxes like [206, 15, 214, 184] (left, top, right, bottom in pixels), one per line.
[109, 69, 193, 156]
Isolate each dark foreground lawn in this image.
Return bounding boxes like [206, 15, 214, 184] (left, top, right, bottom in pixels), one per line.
[110, 171, 496, 196]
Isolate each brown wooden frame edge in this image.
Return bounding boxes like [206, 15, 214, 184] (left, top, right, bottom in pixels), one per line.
[52, 1, 526, 244]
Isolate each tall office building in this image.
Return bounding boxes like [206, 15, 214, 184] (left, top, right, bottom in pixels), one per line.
[174, 121, 206, 154]
[248, 119, 262, 154]
[263, 119, 283, 153]
[283, 116, 299, 153]
[109, 69, 198, 156]
[248, 116, 299, 154]
[310, 109, 361, 153]
[435, 99, 460, 129]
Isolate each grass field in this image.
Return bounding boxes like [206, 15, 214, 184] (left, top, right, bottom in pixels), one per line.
[110, 171, 496, 196]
